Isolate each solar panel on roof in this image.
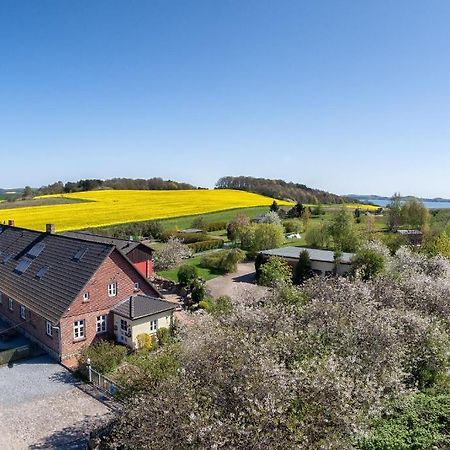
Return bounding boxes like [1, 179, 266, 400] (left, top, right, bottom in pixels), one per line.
[73, 246, 88, 262]
[36, 265, 49, 279]
[27, 242, 45, 258]
[1, 253, 12, 264]
[15, 258, 32, 274]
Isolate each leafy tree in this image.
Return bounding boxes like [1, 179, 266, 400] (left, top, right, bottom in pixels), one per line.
[304, 222, 330, 248]
[302, 207, 311, 229]
[192, 216, 208, 230]
[287, 202, 305, 218]
[283, 219, 303, 233]
[190, 278, 206, 304]
[269, 200, 279, 212]
[258, 256, 292, 287]
[387, 193, 403, 231]
[423, 232, 450, 259]
[260, 211, 282, 226]
[227, 215, 251, 242]
[144, 221, 163, 239]
[250, 223, 284, 253]
[351, 248, 386, 281]
[401, 197, 429, 230]
[155, 237, 192, 270]
[177, 264, 199, 286]
[327, 209, 360, 252]
[22, 186, 33, 199]
[293, 250, 312, 284]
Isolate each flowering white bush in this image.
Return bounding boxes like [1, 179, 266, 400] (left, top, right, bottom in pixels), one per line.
[103, 244, 450, 449]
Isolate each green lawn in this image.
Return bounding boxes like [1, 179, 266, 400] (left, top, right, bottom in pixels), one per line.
[158, 255, 224, 282]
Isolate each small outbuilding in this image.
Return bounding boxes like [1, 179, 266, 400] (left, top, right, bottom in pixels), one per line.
[259, 246, 355, 276]
[113, 295, 175, 350]
[397, 229, 423, 245]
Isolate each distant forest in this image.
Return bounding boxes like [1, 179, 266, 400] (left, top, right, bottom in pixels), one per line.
[38, 178, 198, 195]
[216, 176, 349, 204]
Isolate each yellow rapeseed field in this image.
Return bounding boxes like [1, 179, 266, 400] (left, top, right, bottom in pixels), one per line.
[0, 189, 292, 232]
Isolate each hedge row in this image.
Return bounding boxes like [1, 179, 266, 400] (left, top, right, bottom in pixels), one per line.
[204, 222, 227, 232]
[188, 239, 224, 253]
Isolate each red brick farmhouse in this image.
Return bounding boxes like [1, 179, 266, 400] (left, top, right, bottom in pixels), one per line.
[0, 223, 162, 367]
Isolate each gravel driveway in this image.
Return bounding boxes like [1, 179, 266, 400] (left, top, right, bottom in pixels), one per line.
[0, 355, 111, 449]
[205, 262, 267, 300]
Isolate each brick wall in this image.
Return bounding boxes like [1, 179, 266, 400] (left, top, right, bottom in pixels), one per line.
[59, 249, 159, 365]
[0, 294, 60, 358]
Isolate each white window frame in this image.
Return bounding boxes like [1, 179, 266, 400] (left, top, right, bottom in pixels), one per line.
[96, 315, 107, 334]
[20, 305, 26, 320]
[83, 292, 90, 302]
[73, 319, 85, 340]
[108, 282, 117, 297]
[134, 282, 140, 291]
[150, 319, 157, 333]
[8, 298, 13, 311]
[46, 320, 53, 337]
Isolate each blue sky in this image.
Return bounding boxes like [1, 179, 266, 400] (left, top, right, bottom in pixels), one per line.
[1, 1, 449, 197]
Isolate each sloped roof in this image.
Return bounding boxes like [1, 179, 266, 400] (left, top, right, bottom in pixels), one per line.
[61, 231, 154, 254]
[0, 225, 115, 323]
[261, 246, 355, 264]
[113, 295, 175, 320]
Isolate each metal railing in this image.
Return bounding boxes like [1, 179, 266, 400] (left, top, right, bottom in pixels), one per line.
[85, 359, 121, 396]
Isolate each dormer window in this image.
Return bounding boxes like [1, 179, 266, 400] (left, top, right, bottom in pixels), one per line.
[83, 292, 90, 302]
[108, 282, 117, 297]
[134, 282, 140, 291]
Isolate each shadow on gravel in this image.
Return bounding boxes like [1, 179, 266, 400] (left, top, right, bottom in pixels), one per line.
[232, 272, 256, 284]
[29, 416, 99, 450]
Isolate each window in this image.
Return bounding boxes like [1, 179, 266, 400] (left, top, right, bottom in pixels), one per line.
[96, 315, 107, 334]
[46, 320, 53, 337]
[108, 282, 117, 297]
[83, 292, 90, 302]
[20, 305, 26, 320]
[8, 298, 13, 311]
[134, 282, 140, 291]
[73, 320, 85, 340]
[150, 320, 157, 332]
[120, 319, 128, 331]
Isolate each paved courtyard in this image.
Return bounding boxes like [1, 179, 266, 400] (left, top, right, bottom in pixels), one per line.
[0, 355, 111, 449]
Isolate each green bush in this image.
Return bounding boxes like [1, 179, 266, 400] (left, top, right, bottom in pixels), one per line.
[200, 249, 246, 273]
[136, 333, 154, 351]
[198, 299, 213, 310]
[205, 222, 227, 232]
[79, 340, 127, 374]
[174, 232, 209, 244]
[188, 239, 224, 253]
[156, 327, 171, 346]
[357, 393, 450, 450]
[177, 264, 199, 286]
[258, 256, 293, 287]
[283, 219, 303, 233]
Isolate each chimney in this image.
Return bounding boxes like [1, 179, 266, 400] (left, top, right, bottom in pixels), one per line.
[8, 220, 15, 227]
[46, 224, 56, 234]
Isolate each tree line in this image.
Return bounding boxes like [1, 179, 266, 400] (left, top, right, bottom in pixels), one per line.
[216, 175, 351, 204]
[37, 177, 198, 195]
